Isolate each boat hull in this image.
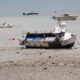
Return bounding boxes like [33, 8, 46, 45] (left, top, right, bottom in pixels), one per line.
[26, 13, 39, 15]
[57, 16, 78, 20]
[0, 26, 12, 28]
[24, 37, 75, 49]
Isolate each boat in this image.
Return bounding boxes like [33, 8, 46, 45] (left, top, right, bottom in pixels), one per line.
[19, 26, 76, 48]
[23, 11, 39, 15]
[0, 23, 13, 28]
[19, 14, 77, 49]
[19, 24, 76, 48]
[52, 13, 78, 21]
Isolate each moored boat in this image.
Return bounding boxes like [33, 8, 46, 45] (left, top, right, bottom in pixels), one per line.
[23, 11, 39, 15]
[24, 32, 76, 48]
[52, 13, 78, 20]
[0, 23, 13, 28]
[19, 23, 76, 48]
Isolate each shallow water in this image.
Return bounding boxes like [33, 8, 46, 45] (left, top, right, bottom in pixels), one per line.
[0, 0, 80, 17]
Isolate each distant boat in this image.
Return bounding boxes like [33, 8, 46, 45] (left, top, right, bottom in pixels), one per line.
[0, 23, 13, 28]
[52, 13, 78, 20]
[23, 11, 39, 15]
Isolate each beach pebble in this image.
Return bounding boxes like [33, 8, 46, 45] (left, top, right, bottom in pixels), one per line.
[72, 61, 76, 64]
[52, 62, 55, 64]
[43, 67, 47, 69]
[48, 56, 51, 58]
[9, 61, 14, 63]
[17, 52, 19, 54]
[64, 63, 67, 66]
[32, 64, 34, 66]
[39, 53, 42, 55]
[74, 47, 78, 49]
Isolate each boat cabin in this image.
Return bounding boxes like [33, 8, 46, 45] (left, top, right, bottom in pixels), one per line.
[61, 13, 70, 16]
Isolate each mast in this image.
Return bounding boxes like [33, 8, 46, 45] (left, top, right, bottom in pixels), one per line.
[58, 20, 61, 28]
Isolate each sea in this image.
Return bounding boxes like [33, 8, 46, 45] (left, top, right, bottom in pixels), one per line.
[0, 0, 80, 48]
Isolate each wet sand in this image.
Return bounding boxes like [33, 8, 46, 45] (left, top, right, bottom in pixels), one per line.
[0, 44, 80, 80]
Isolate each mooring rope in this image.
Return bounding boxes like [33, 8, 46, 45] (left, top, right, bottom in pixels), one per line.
[71, 34, 79, 49]
[73, 38, 80, 49]
[76, 38, 80, 45]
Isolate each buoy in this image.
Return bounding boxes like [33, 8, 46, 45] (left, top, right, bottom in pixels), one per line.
[54, 11, 56, 13]
[12, 37, 15, 40]
[19, 26, 21, 27]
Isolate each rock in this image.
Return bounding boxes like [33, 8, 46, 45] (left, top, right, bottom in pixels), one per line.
[9, 61, 14, 63]
[72, 61, 76, 64]
[32, 64, 34, 66]
[64, 63, 67, 66]
[39, 53, 42, 55]
[43, 67, 47, 69]
[52, 62, 55, 64]
[17, 52, 19, 54]
[48, 56, 51, 58]
[70, 72, 72, 73]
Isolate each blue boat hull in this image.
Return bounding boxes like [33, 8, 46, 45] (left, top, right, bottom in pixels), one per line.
[24, 37, 75, 49]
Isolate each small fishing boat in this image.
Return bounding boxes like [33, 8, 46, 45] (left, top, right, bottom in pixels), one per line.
[52, 13, 78, 20]
[0, 23, 13, 28]
[22, 30, 76, 48]
[19, 24, 76, 48]
[19, 14, 77, 48]
[23, 11, 39, 15]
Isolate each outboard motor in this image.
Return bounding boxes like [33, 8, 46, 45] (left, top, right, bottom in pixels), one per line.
[52, 16, 56, 19]
[23, 13, 25, 15]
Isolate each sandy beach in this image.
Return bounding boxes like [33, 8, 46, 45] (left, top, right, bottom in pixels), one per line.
[0, 43, 80, 80]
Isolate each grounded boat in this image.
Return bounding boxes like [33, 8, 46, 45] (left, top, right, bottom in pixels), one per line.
[52, 13, 78, 20]
[23, 11, 39, 15]
[19, 13, 78, 49]
[19, 24, 76, 48]
[0, 23, 13, 28]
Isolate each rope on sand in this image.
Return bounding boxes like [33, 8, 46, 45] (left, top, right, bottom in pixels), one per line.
[76, 38, 80, 45]
[74, 38, 80, 49]
[71, 34, 78, 49]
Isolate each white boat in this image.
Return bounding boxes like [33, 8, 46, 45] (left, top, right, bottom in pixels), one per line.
[23, 11, 39, 15]
[52, 13, 78, 21]
[0, 23, 13, 28]
[19, 23, 76, 48]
